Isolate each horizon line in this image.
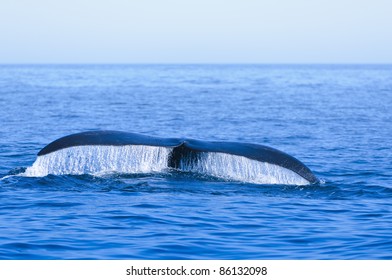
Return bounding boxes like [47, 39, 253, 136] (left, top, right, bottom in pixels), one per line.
[1, 62, 392, 66]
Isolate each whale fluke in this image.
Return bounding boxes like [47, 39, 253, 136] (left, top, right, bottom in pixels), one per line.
[37, 130, 182, 156]
[33, 131, 318, 184]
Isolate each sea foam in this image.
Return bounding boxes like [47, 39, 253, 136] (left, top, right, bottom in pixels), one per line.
[179, 152, 310, 185]
[23, 145, 172, 177]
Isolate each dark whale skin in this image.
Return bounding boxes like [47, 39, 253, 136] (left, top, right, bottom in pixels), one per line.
[38, 130, 319, 184]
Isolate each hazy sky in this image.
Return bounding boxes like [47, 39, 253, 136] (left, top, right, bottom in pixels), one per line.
[1, 0, 391, 63]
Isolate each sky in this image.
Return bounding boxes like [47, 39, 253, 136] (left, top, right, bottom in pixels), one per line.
[1, 0, 391, 64]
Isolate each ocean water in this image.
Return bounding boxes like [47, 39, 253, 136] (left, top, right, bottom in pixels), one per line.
[0, 64, 391, 259]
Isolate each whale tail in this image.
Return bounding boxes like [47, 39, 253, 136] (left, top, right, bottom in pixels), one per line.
[26, 131, 318, 185]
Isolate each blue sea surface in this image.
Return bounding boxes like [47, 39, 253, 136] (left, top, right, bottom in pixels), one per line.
[0, 64, 391, 259]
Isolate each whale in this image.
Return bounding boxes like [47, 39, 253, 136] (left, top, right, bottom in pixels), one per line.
[35, 130, 319, 184]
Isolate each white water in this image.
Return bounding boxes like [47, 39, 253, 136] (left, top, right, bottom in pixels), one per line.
[23, 145, 172, 177]
[180, 152, 310, 185]
[23, 145, 310, 185]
